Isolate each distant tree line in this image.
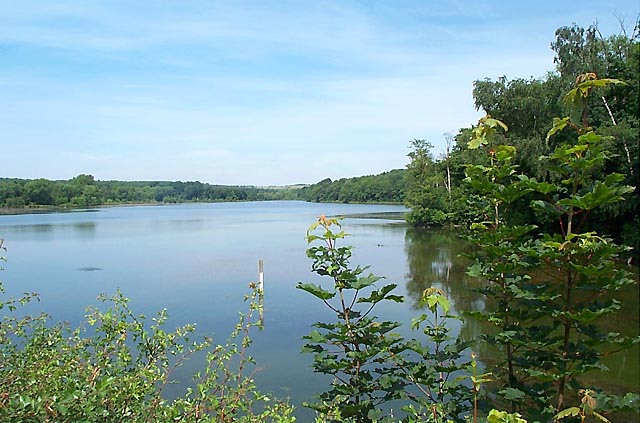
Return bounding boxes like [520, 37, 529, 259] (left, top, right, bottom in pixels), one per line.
[298, 169, 406, 203]
[0, 170, 408, 210]
[0, 174, 302, 208]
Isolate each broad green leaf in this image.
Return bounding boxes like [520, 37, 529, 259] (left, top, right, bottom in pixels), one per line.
[526, 179, 557, 194]
[484, 117, 509, 131]
[500, 387, 526, 400]
[468, 134, 487, 149]
[357, 284, 401, 304]
[562, 77, 624, 110]
[495, 145, 516, 161]
[295, 282, 335, 300]
[304, 330, 326, 343]
[487, 409, 527, 423]
[555, 407, 580, 420]
[466, 262, 484, 278]
[546, 117, 571, 141]
[531, 200, 564, 216]
[352, 273, 383, 289]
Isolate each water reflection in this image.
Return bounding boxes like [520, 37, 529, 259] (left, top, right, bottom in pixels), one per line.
[72, 221, 96, 232]
[1, 203, 636, 416]
[26, 224, 55, 233]
[404, 227, 487, 349]
[403, 227, 640, 394]
[71, 221, 97, 240]
[404, 227, 478, 312]
[1, 221, 97, 239]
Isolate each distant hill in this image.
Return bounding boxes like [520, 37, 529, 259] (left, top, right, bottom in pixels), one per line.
[0, 170, 406, 208]
[0, 175, 301, 208]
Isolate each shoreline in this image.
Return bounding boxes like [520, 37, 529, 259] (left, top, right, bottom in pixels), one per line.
[0, 200, 406, 217]
[0, 202, 163, 216]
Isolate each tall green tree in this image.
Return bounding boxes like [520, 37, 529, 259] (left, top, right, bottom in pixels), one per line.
[405, 139, 449, 226]
[464, 76, 638, 420]
[468, 21, 640, 253]
[296, 216, 405, 422]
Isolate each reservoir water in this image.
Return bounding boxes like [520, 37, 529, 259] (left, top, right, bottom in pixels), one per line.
[0, 201, 637, 419]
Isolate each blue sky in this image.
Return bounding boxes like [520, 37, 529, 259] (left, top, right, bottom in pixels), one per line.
[1, 1, 638, 185]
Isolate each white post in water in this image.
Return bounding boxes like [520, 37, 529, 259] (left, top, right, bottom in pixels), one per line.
[258, 259, 264, 325]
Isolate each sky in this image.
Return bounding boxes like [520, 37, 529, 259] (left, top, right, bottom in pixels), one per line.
[1, 1, 638, 186]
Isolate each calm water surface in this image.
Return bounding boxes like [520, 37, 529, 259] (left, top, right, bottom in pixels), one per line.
[0, 201, 637, 419]
[0, 201, 411, 416]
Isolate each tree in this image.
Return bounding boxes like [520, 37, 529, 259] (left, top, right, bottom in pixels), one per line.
[23, 178, 54, 205]
[0, 179, 24, 207]
[467, 21, 640, 253]
[297, 216, 405, 422]
[464, 76, 638, 419]
[71, 174, 96, 186]
[405, 139, 449, 226]
[442, 132, 454, 210]
[473, 75, 564, 142]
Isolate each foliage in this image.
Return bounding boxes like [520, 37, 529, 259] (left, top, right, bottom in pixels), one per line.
[405, 140, 450, 226]
[299, 219, 481, 423]
[394, 287, 473, 422]
[555, 389, 611, 423]
[0, 170, 408, 209]
[486, 409, 527, 423]
[300, 169, 406, 204]
[462, 116, 543, 414]
[462, 74, 638, 421]
[469, 20, 639, 253]
[473, 75, 564, 142]
[296, 216, 405, 422]
[0, 175, 302, 208]
[0, 252, 294, 423]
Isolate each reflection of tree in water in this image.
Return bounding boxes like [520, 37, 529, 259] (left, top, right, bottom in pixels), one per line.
[404, 228, 476, 309]
[72, 221, 96, 232]
[404, 227, 486, 344]
[31, 224, 55, 233]
[405, 229, 640, 394]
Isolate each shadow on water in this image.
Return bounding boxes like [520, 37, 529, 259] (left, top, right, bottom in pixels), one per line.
[77, 267, 102, 272]
[338, 211, 408, 220]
